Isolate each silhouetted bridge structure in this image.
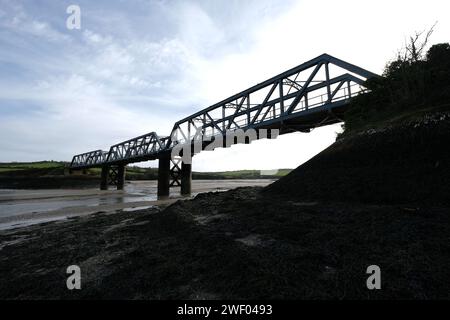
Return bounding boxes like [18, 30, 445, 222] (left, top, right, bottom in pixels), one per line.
[70, 54, 378, 198]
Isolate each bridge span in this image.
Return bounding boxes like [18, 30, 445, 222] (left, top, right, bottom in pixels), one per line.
[70, 53, 378, 198]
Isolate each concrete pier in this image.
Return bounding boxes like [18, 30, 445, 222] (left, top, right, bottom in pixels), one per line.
[180, 162, 192, 196]
[117, 165, 126, 190]
[97, 156, 188, 196]
[157, 153, 170, 198]
[100, 165, 108, 190]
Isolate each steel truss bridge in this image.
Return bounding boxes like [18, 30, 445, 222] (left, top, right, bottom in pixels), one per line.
[70, 53, 378, 197]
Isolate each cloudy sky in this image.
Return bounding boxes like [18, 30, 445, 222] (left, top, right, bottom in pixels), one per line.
[0, 0, 448, 171]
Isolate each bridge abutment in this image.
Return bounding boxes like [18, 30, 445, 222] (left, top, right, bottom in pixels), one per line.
[157, 153, 171, 199]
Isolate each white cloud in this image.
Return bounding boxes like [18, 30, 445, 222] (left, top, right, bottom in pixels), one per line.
[0, 2, 69, 42]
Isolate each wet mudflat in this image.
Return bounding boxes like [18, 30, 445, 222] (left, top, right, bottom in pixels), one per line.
[0, 179, 272, 230]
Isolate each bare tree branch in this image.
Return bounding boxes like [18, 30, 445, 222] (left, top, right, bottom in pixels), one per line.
[401, 22, 438, 62]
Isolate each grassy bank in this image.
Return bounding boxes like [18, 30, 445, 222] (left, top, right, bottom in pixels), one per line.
[0, 161, 100, 189]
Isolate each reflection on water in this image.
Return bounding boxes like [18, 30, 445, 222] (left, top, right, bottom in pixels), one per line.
[0, 181, 160, 217]
[123, 206, 153, 212]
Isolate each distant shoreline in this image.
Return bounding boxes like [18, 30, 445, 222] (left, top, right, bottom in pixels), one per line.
[0, 162, 291, 189]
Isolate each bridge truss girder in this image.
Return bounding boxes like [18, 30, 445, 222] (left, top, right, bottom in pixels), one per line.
[167, 53, 378, 149]
[70, 53, 379, 171]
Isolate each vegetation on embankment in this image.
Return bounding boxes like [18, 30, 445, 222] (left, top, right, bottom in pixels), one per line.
[342, 42, 450, 135]
[0, 161, 290, 189]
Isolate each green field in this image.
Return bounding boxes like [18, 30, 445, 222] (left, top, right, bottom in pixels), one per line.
[193, 169, 291, 180]
[0, 161, 64, 172]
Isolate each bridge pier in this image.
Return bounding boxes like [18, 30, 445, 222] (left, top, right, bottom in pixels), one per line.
[100, 165, 108, 190]
[157, 153, 171, 199]
[100, 164, 126, 191]
[180, 162, 192, 196]
[117, 164, 126, 190]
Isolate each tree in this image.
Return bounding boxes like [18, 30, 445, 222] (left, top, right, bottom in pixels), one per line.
[426, 43, 450, 65]
[402, 22, 437, 63]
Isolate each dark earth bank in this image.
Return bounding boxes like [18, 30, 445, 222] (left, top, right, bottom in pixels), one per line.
[267, 112, 450, 206]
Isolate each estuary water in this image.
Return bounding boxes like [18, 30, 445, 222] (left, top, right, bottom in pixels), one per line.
[0, 179, 273, 230]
